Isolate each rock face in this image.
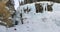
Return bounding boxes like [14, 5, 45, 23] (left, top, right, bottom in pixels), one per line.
[6, 0, 15, 13]
[47, 4, 53, 11]
[19, 1, 24, 5]
[0, 0, 14, 28]
[35, 3, 43, 13]
[24, 0, 60, 4]
[24, 0, 33, 4]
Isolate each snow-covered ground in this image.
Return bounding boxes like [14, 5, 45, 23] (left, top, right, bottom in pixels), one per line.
[0, 0, 60, 32]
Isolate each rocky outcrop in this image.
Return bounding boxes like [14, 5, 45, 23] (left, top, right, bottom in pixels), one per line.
[24, 0, 60, 4]
[47, 3, 53, 11]
[24, 0, 33, 4]
[35, 3, 43, 13]
[0, 0, 14, 28]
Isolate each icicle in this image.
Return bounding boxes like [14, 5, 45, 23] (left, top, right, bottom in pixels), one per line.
[20, 12, 23, 24]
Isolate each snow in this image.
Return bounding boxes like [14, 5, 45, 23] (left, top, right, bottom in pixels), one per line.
[0, 25, 6, 32]
[0, 0, 60, 32]
[14, 0, 19, 10]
